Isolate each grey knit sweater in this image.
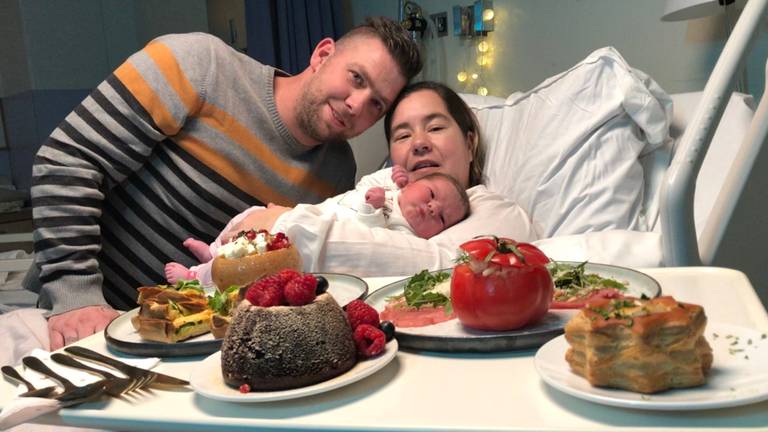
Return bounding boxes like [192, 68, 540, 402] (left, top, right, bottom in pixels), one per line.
[28, 33, 356, 313]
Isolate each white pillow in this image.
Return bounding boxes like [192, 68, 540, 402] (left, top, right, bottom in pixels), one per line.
[462, 47, 673, 238]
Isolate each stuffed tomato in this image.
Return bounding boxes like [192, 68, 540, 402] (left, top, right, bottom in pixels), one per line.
[450, 237, 554, 331]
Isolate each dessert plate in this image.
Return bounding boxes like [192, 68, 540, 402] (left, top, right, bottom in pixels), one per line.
[190, 339, 398, 402]
[104, 273, 368, 357]
[534, 322, 768, 410]
[364, 262, 660, 353]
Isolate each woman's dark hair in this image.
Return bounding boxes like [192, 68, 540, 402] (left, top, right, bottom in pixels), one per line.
[384, 81, 486, 187]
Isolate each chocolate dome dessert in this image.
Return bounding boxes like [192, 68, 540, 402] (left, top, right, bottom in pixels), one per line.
[221, 292, 357, 391]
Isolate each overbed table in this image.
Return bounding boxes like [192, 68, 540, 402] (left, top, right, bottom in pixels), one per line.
[2, 267, 767, 431]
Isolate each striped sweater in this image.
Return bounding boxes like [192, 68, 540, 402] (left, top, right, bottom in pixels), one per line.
[29, 33, 356, 313]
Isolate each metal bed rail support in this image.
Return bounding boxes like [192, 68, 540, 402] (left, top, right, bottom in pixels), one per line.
[660, 0, 768, 266]
[699, 58, 768, 264]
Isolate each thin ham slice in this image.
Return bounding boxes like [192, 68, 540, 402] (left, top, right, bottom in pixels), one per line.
[549, 288, 625, 309]
[380, 298, 456, 328]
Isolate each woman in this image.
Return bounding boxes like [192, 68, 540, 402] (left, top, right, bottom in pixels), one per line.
[235, 81, 535, 276]
[385, 81, 485, 189]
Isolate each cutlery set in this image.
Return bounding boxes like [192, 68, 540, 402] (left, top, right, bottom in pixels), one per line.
[1, 346, 189, 407]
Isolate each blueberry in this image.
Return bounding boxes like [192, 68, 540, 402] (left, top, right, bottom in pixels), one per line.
[315, 276, 329, 295]
[379, 320, 396, 341]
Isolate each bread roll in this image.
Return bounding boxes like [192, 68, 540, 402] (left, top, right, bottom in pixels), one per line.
[211, 245, 302, 290]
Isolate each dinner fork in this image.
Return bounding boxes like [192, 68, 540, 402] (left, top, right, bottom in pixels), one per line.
[21, 356, 106, 402]
[50, 353, 140, 396]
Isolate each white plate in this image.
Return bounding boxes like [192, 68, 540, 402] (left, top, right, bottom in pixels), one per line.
[190, 339, 398, 402]
[365, 263, 660, 353]
[105, 273, 368, 357]
[534, 322, 768, 410]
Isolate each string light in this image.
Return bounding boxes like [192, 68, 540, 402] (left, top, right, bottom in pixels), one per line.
[455, 6, 495, 95]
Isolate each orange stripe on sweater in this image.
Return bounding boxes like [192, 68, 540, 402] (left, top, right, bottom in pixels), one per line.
[144, 41, 202, 114]
[198, 102, 338, 198]
[174, 134, 293, 206]
[114, 62, 180, 136]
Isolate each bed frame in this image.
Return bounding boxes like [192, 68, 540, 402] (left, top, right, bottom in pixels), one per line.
[661, 0, 768, 265]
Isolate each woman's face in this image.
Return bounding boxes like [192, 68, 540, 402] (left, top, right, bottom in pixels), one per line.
[388, 90, 474, 189]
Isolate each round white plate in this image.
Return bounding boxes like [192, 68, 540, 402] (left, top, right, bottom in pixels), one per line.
[365, 263, 660, 352]
[105, 273, 368, 357]
[190, 339, 398, 402]
[534, 322, 768, 410]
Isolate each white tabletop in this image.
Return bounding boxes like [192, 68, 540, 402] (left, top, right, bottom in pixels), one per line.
[3, 267, 768, 431]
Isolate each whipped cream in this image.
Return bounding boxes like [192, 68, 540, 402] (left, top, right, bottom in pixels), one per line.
[218, 232, 269, 259]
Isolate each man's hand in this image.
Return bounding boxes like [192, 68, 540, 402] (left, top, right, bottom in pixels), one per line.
[391, 165, 409, 188]
[48, 305, 120, 350]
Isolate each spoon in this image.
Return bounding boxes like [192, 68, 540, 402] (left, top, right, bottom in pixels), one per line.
[1, 365, 58, 398]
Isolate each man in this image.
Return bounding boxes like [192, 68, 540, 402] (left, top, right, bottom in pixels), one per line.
[25, 17, 422, 349]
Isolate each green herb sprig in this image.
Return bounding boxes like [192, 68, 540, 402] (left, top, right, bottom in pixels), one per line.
[548, 261, 628, 302]
[389, 270, 452, 312]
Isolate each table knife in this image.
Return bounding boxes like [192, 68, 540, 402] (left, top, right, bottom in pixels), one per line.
[63, 346, 189, 387]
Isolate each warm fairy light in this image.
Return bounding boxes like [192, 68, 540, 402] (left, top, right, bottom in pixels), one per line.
[471, 73, 479, 80]
[477, 41, 489, 53]
[477, 55, 488, 66]
[457, 71, 468, 82]
[483, 8, 495, 21]
[477, 86, 488, 96]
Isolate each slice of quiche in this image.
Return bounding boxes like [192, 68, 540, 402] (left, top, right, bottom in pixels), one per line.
[131, 280, 212, 343]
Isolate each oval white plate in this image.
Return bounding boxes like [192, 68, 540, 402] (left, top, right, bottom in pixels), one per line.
[190, 339, 397, 402]
[105, 273, 368, 357]
[534, 322, 768, 410]
[365, 262, 660, 352]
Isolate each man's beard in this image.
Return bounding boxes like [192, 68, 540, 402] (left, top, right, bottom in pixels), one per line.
[295, 83, 346, 144]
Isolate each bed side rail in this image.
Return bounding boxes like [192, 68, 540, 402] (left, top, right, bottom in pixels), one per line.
[660, 0, 768, 266]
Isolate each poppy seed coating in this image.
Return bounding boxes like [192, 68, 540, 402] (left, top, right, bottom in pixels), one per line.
[221, 293, 357, 390]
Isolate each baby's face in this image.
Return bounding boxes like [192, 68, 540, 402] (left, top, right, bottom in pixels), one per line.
[398, 177, 466, 239]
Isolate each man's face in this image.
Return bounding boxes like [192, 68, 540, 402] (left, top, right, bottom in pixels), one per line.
[296, 37, 407, 144]
[398, 176, 466, 239]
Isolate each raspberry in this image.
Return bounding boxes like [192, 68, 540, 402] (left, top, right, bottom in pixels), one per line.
[284, 274, 317, 306]
[276, 269, 301, 284]
[244, 276, 284, 307]
[239, 383, 251, 393]
[268, 232, 290, 250]
[353, 324, 386, 357]
[345, 299, 380, 330]
[245, 229, 256, 240]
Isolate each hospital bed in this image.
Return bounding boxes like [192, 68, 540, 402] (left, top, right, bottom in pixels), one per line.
[350, 0, 768, 270]
[2, 0, 767, 307]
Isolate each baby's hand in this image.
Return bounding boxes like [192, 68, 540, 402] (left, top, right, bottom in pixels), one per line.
[365, 187, 386, 209]
[391, 165, 409, 188]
